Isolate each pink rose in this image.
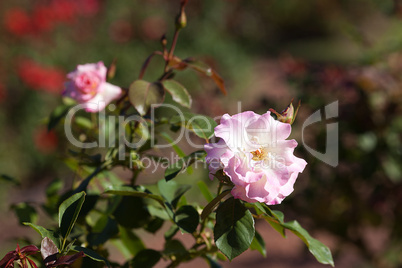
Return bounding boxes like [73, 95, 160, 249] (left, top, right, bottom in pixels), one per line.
[204, 111, 307, 205]
[63, 61, 122, 112]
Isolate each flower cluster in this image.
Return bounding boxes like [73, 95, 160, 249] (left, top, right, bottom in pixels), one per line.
[205, 111, 307, 205]
[3, 0, 99, 37]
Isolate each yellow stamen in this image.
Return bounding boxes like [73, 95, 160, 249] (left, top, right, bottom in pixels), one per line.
[251, 148, 267, 161]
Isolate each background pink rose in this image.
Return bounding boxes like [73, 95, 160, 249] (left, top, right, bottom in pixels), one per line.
[63, 61, 122, 112]
[205, 111, 307, 205]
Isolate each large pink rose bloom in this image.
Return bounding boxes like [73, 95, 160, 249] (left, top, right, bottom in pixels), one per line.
[63, 61, 122, 112]
[204, 111, 307, 205]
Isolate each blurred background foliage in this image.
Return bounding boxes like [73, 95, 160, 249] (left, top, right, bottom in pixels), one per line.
[1, 0, 402, 267]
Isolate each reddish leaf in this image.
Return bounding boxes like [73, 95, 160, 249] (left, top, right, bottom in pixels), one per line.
[20, 245, 39, 255]
[48, 252, 85, 268]
[169, 57, 227, 95]
[0, 251, 17, 268]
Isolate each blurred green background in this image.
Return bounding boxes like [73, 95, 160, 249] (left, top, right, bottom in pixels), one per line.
[1, 0, 402, 267]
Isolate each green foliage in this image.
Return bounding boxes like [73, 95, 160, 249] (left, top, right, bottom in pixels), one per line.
[131, 249, 161, 268]
[0, 1, 341, 267]
[253, 203, 334, 266]
[59, 192, 86, 243]
[129, 80, 165, 116]
[11, 203, 38, 225]
[170, 112, 217, 140]
[162, 80, 192, 108]
[214, 198, 255, 261]
[164, 150, 207, 181]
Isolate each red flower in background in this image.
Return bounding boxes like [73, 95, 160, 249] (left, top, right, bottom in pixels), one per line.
[0, 83, 6, 103]
[3, 8, 32, 36]
[34, 128, 58, 154]
[17, 59, 65, 94]
[49, 0, 76, 23]
[32, 6, 54, 33]
[4, 0, 100, 37]
[76, 0, 100, 16]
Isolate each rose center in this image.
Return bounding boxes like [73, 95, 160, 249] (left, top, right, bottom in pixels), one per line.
[251, 148, 267, 161]
[76, 73, 100, 94]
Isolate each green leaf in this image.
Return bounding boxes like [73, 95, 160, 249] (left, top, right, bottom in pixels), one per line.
[250, 231, 266, 257]
[157, 179, 191, 209]
[46, 178, 63, 197]
[164, 225, 179, 240]
[164, 150, 207, 181]
[75, 116, 94, 130]
[129, 80, 165, 116]
[159, 132, 186, 157]
[11, 203, 37, 225]
[72, 246, 110, 268]
[144, 217, 164, 234]
[23, 223, 61, 249]
[87, 215, 119, 246]
[104, 185, 165, 208]
[0, 174, 20, 186]
[214, 198, 255, 261]
[131, 249, 161, 268]
[59, 192, 86, 239]
[253, 203, 334, 266]
[162, 80, 192, 108]
[253, 203, 285, 237]
[174, 205, 199, 233]
[197, 181, 214, 203]
[163, 239, 187, 258]
[112, 196, 152, 229]
[201, 190, 231, 221]
[170, 112, 217, 140]
[119, 226, 145, 257]
[282, 221, 334, 266]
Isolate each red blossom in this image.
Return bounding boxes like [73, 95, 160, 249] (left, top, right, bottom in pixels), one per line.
[32, 6, 54, 33]
[33, 128, 58, 154]
[3, 8, 32, 36]
[0, 83, 6, 103]
[49, 0, 76, 23]
[76, 0, 100, 16]
[17, 59, 65, 94]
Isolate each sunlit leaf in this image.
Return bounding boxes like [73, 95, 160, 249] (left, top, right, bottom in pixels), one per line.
[104, 185, 165, 208]
[157, 179, 191, 209]
[11, 203, 37, 225]
[59, 191, 86, 240]
[119, 226, 145, 257]
[197, 181, 214, 203]
[162, 80, 192, 108]
[24, 223, 61, 249]
[250, 231, 266, 257]
[129, 80, 165, 116]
